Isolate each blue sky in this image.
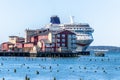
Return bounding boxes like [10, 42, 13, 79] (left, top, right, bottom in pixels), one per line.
[0, 0, 120, 46]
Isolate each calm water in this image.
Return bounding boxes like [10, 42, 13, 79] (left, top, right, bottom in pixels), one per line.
[0, 52, 120, 80]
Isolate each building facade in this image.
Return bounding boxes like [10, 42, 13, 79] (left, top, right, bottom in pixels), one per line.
[2, 29, 77, 53]
[53, 30, 76, 52]
[2, 36, 24, 52]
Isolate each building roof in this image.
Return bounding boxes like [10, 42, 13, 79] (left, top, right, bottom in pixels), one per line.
[9, 36, 24, 39]
[9, 36, 18, 38]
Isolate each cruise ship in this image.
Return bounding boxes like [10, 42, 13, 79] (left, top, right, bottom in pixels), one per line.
[45, 16, 94, 51]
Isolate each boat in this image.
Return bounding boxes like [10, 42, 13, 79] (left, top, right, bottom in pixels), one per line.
[94, 49, 108, 57]
[45, 15, 94, 51]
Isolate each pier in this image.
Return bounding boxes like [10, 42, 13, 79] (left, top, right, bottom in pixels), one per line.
[0, 51, 90, 57]
[0, 52, 30, 57]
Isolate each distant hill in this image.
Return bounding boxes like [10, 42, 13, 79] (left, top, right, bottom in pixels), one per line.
[87, 46, 120, 52]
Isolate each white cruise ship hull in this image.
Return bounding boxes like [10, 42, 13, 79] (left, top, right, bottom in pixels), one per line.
[76, 39, 93, 51]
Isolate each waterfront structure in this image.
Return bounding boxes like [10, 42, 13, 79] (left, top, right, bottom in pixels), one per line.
[1, 15, 93, 53]
[24, 29, 76, 53]
[2, 36, 24, 51]
[9, 36, 24, 44]
[2, 29, 76, 53]
[2, 42, 14, 51]
[53, 30, 76, 52]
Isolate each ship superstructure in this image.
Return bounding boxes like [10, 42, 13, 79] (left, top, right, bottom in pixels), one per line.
[45, 16, 94, 51]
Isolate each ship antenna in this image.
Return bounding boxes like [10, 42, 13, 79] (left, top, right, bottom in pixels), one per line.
[70, 16, 74, 24]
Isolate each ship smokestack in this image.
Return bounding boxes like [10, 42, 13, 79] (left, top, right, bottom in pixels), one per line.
[50, 15, 60, 24]
[70, 16, 74, 24]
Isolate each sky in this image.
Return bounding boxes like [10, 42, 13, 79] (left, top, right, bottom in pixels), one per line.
[0, 0, 120, 46]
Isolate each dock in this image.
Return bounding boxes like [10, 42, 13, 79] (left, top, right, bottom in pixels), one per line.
[0, 52, 29, 57]
[0, 51, 90, 57]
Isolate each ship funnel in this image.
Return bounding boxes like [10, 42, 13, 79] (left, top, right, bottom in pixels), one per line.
[50, 15, 60, 24]
[70, 16, 74, 24]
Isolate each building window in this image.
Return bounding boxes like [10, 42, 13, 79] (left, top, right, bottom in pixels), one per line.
[57, 34, 60, 37]
[62, 39, 65, 42]
[68, 35, 71, 38]
[52, 39, 55, 42]
[71, 47, 76, 49]
[52, 44, 55, 47]
[72, 44, 76, 47]
[57, 43, 60, 47]
[62, 43, 65, 47]
[57, 39, 60, 42]
[52, 35, 55, 38]
[62, 34, 65, 37]
[72, 35, 76, 38]
[72, 39, 76, 43]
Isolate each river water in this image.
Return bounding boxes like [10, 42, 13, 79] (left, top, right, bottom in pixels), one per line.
[0, 52, 120, 80]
